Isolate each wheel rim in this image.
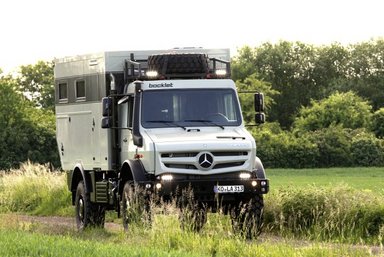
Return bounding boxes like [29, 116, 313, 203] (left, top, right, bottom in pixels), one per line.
[78, 197, 84, 224]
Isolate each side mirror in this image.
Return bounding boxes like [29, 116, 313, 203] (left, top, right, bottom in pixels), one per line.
[101, 117, 111, 129]
[255, 113, 265, 124]
[102, 97, 112, 117]
[254, 93, 264, 113]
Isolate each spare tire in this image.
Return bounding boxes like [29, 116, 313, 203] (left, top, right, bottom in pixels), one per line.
[148, 53, 209, 75]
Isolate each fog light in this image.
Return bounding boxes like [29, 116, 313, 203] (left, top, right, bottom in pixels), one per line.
[145, 184, 152, 189]
[239, 173, 251, 179]
[161, 174, 173, 181]
[251, 180, 257, 187]
[215, 70, 227, 76]
[156, 183, 162, 189]
[261, 181, 267, 186]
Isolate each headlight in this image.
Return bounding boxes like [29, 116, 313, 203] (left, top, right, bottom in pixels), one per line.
[161, 174, 173, 181]
[239, 172, 251, 179]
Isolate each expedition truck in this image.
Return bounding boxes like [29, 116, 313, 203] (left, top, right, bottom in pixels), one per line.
[54, 48, 269, 238]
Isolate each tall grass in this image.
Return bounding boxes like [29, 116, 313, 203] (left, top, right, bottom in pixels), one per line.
[1, 162, 384, 245]
[263, 184, 384, 244]
[0, 214, 374, 257]
[0, 161, 71, 216]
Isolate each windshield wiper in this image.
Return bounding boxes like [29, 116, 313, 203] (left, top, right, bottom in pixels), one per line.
[183, 119, 225, 130]
[146, 120, 186, 130]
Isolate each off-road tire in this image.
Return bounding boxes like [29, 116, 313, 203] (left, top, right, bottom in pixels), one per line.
[121, 182, 151, 230]
[75, 181, 92, 230]
[231, 194, 264, 239]
[91, 204, 106, 227]
[75, 181, 106, 230]
[177, 187, 207, 232]
[179, 204, 207, 232]
[148, 53, 209, 75]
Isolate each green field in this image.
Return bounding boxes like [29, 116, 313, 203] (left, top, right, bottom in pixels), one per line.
[0, 164, 384, 256]
[268, 167, 384, 193]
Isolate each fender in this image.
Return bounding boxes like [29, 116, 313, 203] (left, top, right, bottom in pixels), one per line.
[69, 163, 93, 204]
[121, 159, 149, 182]
[254, 157, 267, 179]
[118, 159, 150, 198]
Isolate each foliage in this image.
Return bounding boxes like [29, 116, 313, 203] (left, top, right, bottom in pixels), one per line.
[16, 61, 55, 111]
[0, 78, 59, 170]
[371, 108, 384, 138]
[293, 91, 372, 132]
[264, 185, 384, 244]
[233, 39, 384, 128]
[307, 126, 353, 167]
[236, 73, 279, 124]
[0, 163, 384, 251]
[0, 222, 371, 257]
[350, 130, 384, 166]
[0, 162, 71, 216]
[253, 124, 384, 168]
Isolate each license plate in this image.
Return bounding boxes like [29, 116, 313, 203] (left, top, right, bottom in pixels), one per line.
[214, 185, 244, 193]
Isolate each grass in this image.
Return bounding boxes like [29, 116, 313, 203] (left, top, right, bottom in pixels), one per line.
[1, 162, 384, 255]
[268, 167, 384, 193]
[0, 161, 72, 216]
[0, 213, 376, 257]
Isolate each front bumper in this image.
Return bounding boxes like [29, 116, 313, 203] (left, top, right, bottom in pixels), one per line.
[152, 171, 269, 203]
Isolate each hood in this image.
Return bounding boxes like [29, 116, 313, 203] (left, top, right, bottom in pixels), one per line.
[145, 127, 251, 144]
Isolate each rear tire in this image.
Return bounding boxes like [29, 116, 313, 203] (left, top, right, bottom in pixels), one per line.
[75, 181, 91, 230]
[75, 181, 105, 230]
[91, 205, 106, 228]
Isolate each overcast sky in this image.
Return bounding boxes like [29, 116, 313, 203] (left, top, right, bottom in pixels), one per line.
[1, 0, 383, 73]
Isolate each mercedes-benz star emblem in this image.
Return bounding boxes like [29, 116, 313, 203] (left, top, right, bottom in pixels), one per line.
[198, 152, 214, 170]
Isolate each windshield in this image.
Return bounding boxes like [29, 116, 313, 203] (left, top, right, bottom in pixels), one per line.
[141, 89, 242, 128]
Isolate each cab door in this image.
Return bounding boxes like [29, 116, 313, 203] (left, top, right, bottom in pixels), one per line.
[119, 96, 134, 162]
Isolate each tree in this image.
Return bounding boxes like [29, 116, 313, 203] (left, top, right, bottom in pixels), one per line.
[0, 77, 59, 170]
[16, 61, 55, 111]
[293, 91, 372, 133]
[342, 40, 384, 111]
[236, 73, 279, 124]
[371, 108, 384, 138]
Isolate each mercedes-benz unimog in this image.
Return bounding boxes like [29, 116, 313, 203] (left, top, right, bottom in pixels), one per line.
[54, 48, 268, 238]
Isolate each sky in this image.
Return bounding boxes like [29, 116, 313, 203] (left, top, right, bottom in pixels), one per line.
[0, 0, 383, 73]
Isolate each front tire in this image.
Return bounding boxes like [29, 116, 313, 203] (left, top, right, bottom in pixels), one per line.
[121, 182, 151, 230]
[231, 194, 264, 239]
[179, 204, 207, 232]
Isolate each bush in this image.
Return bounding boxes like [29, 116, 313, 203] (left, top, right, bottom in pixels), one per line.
[351, 131, 384, 166]
[307, 126, 353, 167]
[0, 162, 71, 216]
[264, 185, 384, 243]
[371, 108, 384, 138]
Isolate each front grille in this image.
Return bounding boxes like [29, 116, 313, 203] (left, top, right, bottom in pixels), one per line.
[161, 152, 198, 158]
[212, 152, 248, 157]
[164, 164, 197, 169]
[213, 162, 245, 169]
[160, 151, 249, 171]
